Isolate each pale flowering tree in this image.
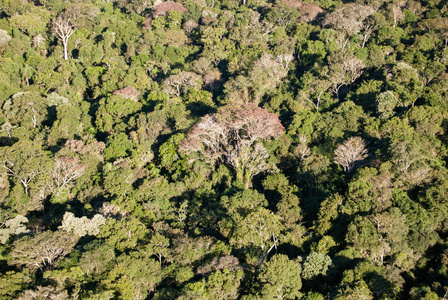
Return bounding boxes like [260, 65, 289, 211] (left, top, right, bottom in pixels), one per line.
[50, 157, 85, 195]
[59, 212, 106, 237]
[163, 71, 202, 97]
[334, 137, 368, 173]
[180, 103, 285, 187]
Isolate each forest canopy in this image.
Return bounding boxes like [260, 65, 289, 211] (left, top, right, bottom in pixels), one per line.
[1, 0, 448, 299]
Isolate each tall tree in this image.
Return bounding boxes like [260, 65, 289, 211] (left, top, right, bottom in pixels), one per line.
[2, 141, 51, 196]
[230, 207, 283, 270]
[180, 103, 285, 187]
[9, 231, 79, 271]
[334, 137, 368, 173]
[52, 14, 76, 60]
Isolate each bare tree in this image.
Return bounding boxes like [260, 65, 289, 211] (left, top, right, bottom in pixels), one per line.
[9, 231, 79, 271]
[276, 53, 294, 72]
[325, 52, 366, 98]
[294, 135, 311, 161]
[391, 4, 405, 27]
[322, 4, 375, 49]
[52, 15, 76, 60]
[163, 71, 202, 97]
[50, 157, 85, 195]
[334, 137, 368, 173]
[0, 29, 11, 47]
[343, 56, 366, 86]
[299, 72, 332, 112]
[180, 103, 285, 187]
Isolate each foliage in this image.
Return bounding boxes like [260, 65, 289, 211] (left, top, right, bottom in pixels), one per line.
[0, 0, 447, 298]
[59, 212, 106, 237]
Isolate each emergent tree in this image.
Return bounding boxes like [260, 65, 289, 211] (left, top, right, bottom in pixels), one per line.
[334, 137, 368, 173]
[52, 14, 76, 60]
[180, 103, 285, 187]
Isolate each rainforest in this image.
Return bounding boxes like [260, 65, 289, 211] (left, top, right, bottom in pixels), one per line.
[1, 0, 448, 298]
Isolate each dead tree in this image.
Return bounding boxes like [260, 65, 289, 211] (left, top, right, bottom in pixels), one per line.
[52, 15, 76, 60]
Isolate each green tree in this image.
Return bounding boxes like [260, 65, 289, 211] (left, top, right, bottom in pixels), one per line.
[104, 252, 162, 300]
[259, 254, 302, 299]
[202, 268, 244, 300]
[98, 217, 148, 252]
[79, 241, 115, 276]
[376, 91, 399, 120]
[2, 92, 48, 130]
[95, 94, 142, 134]
[47, 100, 92, 146]
[103, 132, 135, 162]
[0, 269, 33, 300]
[301, 252, 332, 280]
[231, 207, 283, 270]
[9, 231, 79, 271]
[2, 140, 51, 197]
[146, 232, 170, 265]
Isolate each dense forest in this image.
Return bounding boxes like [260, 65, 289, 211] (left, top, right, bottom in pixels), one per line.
[1, 0, 448, 298]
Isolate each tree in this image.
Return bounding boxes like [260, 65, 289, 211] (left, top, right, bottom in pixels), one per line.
[50, 157, 85, 196]
[247, 53, 289, 103]
[388, 62, 424, 108]
[299, 71, 332, 112]
[163, 71, 202, 97]
[79, 241, 115, 276]
[361, 14, 386, 48]
[2, 92, 48, 129]
[95, 94, 142, 134]
[0, 269, 33, 299]
[180, 103, 285, 187]
[105, 252, 162, 300]
[343, 167, 393, 215]
[259, 254, 302, 299]
[18, 285, 69, 300]
[322, 4, 376, 49]
[301, 252, 332, 280]
[220, 189, 268, 220]
[2, 141, 51, 196]
[52, 14, 76, 60]
[334, 137, 368, 173]
[98, 217, 148, 252]
[0, 29, 11, 46]
[230, 207, 283, 270]
[59, 212, 106, 237]
[376, 91, 399, 119]
[0, 215, 29, 244]
[265, 4, 300, 28]
[146, 233, 170, 265]
[9, 231, 79, 271]
[346, 208, 408, 265]
[326, 52, 366, 99]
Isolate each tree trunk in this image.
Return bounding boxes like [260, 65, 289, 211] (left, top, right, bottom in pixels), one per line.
[362, 34, 368, 48]
[63, 39, 68, 60]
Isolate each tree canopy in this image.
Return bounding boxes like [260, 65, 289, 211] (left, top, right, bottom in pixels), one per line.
[1, 0, 448, 298]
